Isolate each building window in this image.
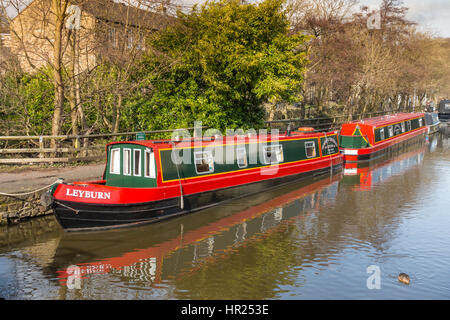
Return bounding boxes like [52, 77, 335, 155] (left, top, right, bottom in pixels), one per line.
[108, 27, 117, 48]
[134, 149, 141, 176]
[136, 32, 144, 50]
[380, 128, 385, 140]
[194, 151, 214, 174]
[264, 145, 284, 164]
[236, 147, 248, 168]
[144, 149, 156, 178]
[110, 149, 120, 174]
[123, 148, 131, 176]
[304, 142, 316, 158]
[127, 31, 133, 49]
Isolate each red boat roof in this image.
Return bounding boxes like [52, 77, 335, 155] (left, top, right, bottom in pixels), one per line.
[347, 113, 424, 128]
[106, 130, 339, 149]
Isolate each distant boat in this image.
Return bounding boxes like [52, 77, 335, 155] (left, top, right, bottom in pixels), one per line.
[438, 100, 450, 122]
[424, 112, 440, 135]
[339, 113, 428, 162]
[48, 130, 343, 231]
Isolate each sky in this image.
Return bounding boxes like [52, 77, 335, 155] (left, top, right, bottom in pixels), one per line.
[4, 0, 450, 38]
[181, 0, 450, 38]
[358, 0, 450, 37]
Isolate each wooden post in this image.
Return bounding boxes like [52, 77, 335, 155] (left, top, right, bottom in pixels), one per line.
[75, 135, 81, 158]
[39, 136, 44, 158]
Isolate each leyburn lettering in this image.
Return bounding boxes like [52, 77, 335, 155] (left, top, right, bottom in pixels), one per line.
[66, 188, 111, 200]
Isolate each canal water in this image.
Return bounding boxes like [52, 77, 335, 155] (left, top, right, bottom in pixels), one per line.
[1, 133, 449, 300]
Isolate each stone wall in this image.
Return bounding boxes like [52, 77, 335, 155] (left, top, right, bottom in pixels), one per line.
[0, 191, 52, 226]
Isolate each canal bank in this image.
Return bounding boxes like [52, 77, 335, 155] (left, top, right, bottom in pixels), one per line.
[0, 163, 104, 225]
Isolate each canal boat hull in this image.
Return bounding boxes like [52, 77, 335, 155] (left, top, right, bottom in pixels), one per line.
[52, 158, 342, 231]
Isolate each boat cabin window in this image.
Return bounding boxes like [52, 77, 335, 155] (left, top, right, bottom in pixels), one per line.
[134, 149, 141, 176]
[123, 148, 131, 176]
[264, 145, 284, 164]
[380, 128, 385, 140]
[388, 126, 394, 137]
[419, 118, 423, 127]
[305, 142, 316, 159]
[401, 122, 405, 133]
[236, 147, 248, 168]
[144, 149, 156, 178]
[194, 151, 214, 174]
[407, 120, 411, 131]
[110, 149, 121, 174]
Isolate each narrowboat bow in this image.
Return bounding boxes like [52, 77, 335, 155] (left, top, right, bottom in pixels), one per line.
[339, 113, 428, 162]
[48, 131, 343, 231]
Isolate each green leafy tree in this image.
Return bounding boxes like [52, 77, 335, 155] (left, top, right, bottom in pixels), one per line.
[129, 0, 310, 132]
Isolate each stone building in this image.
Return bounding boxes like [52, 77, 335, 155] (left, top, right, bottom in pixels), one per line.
[0, 6, 11, 69]
[3, 0, 171, 73]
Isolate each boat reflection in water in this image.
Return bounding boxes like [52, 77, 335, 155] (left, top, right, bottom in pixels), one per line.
[427, 133, 439, 153]
[342, 141, 426, 191]
[54, 172, 342, 289]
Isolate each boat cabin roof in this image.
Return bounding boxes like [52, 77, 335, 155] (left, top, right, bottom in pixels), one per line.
[346, 113, 424, 128]
[105, 131, 337, 150]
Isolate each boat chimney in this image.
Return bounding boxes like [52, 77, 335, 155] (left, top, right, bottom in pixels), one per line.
[286, 123, 293, 136]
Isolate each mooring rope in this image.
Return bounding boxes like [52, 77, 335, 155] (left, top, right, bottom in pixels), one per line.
[0, 179, 63, 198]
[53, 200, 80, 215]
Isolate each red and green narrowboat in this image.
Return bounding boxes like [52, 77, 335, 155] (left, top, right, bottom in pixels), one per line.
[339, 113, 427, 162]
[48, 130, 343, 231]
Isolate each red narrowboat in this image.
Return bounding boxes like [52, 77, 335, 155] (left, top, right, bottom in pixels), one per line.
[48, 130, 343, 231]
[339, 113, 427, 162]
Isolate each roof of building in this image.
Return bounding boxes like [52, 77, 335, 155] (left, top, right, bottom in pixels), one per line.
[72, 0, 173, 30]
[10, 0, 173, 30]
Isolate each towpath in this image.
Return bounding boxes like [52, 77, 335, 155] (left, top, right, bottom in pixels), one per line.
[0, 163, 105, 193]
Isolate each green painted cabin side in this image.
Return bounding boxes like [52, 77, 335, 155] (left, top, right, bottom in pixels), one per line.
[105, 143, 158, 188]
[102, 134, 340, 188]
[159, 135, 339, 183]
